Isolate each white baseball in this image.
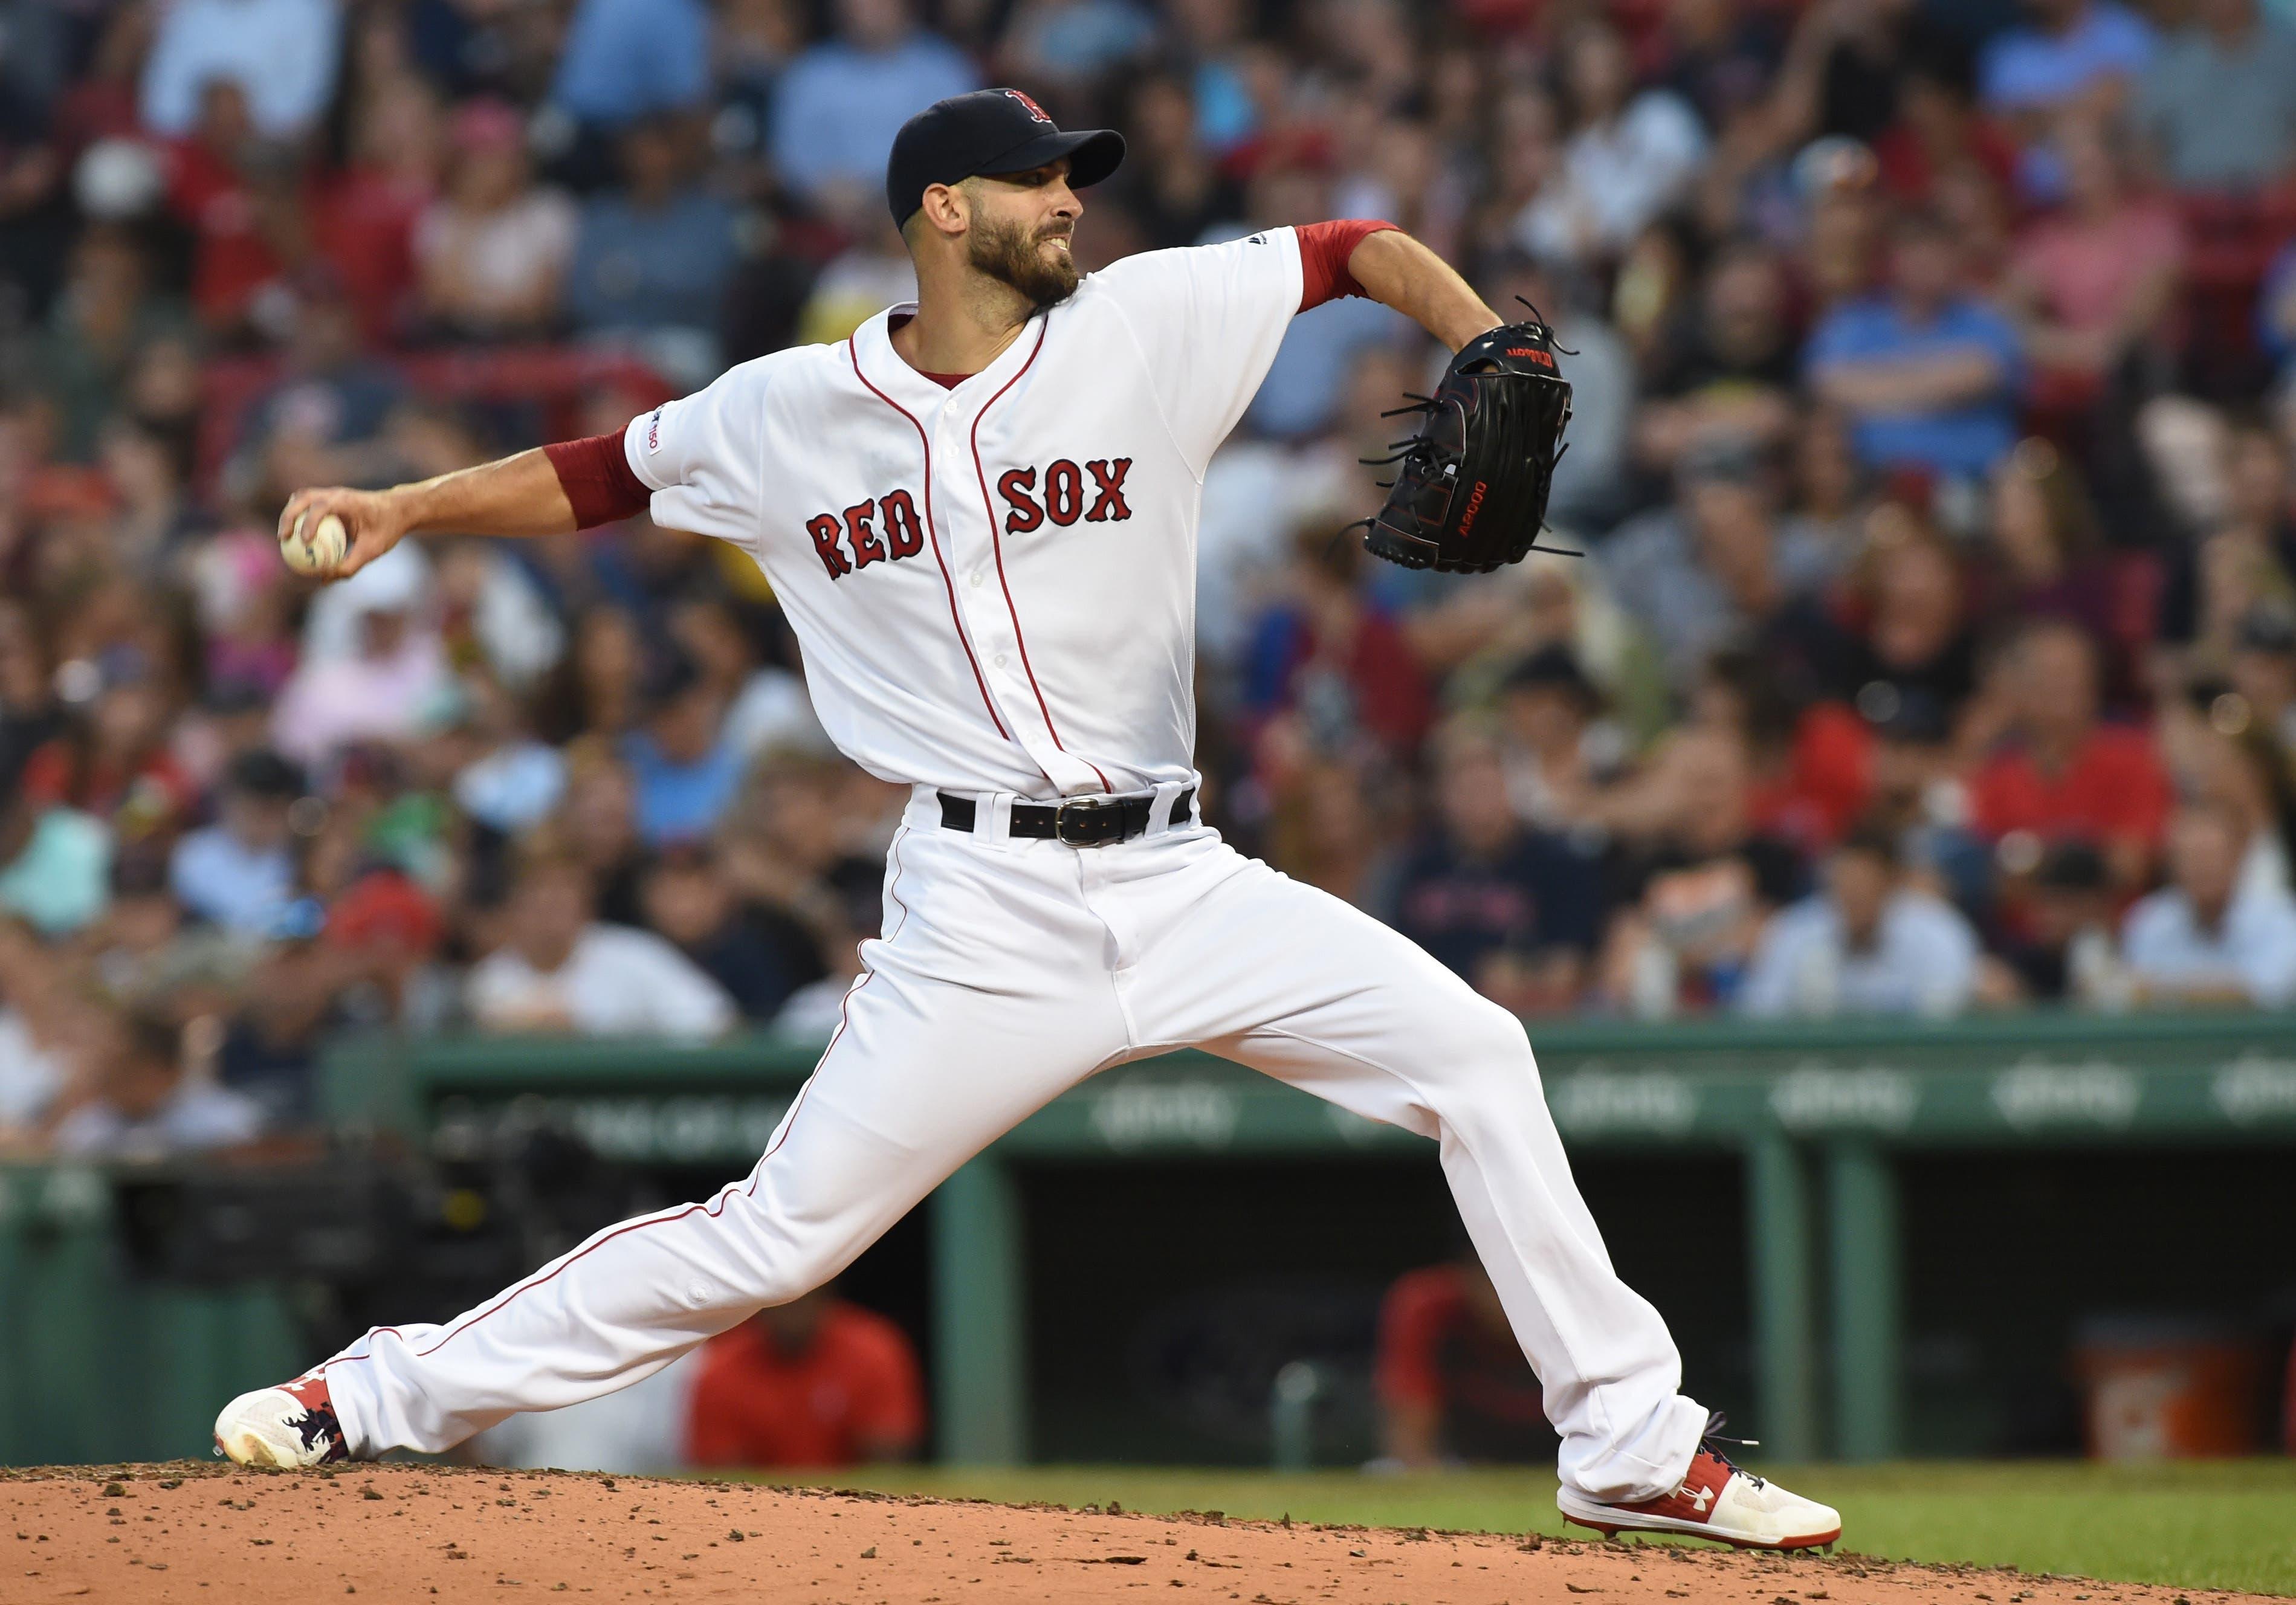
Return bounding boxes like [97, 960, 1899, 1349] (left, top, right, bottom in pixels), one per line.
[281, 509, 349, 576]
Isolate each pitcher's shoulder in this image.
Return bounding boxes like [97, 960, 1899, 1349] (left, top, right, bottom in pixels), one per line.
[1078, 230, 1300, 311]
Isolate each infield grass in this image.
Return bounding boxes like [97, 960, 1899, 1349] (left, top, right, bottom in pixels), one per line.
[788, 1459, 2296, 1596]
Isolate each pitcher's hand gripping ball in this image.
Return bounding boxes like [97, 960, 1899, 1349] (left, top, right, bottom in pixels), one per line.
[280, 508, 349, 576]
[1355, 311, 1576, 573]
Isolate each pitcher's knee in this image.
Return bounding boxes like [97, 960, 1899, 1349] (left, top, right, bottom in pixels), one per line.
[1411, 995, 1541, 1099]
[723, 1197, 857, 1309]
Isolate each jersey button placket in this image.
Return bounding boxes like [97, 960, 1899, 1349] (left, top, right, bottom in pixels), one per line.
[938, 410, 1023, 724]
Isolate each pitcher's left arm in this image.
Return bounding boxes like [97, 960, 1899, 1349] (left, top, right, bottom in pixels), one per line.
[1337, 227, 1504, 354]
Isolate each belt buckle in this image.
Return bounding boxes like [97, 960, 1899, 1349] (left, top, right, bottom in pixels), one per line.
[1054, 795, 1124, 847]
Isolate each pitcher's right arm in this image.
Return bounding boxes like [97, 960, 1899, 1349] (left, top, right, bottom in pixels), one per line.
[276, 427, 650, 580]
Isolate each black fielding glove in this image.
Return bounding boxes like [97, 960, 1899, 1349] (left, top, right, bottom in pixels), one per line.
[1354, 310, 1577, 573]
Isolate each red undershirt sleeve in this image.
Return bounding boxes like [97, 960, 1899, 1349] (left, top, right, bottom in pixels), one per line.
[1295, 218, 1402, 312]
[543, 425, 653, 528]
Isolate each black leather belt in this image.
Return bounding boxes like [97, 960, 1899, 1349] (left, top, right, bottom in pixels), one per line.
[937, 788, 1195, 847]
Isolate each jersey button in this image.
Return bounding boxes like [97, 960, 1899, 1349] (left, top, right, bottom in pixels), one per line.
[994, 653, 1008, 668]
[970, 571, 984, 587]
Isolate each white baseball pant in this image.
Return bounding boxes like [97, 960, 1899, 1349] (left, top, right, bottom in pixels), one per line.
[319, 786, 1708, 1501]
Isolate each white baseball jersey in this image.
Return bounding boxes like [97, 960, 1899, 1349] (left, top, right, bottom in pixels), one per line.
[622, 228, 1309, 799]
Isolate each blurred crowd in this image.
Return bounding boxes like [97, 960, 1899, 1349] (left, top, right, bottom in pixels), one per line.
[8, 0, 2296, 1160]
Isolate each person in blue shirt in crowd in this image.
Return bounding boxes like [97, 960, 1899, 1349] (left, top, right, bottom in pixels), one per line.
[1980, 0, 2154, 201]
[550, 0, 710, 132]
[770, 0, 978, 208]
[567, 116, 739, 386]
[1805, 207, 2023, 483]
[618, 656, 745, 848]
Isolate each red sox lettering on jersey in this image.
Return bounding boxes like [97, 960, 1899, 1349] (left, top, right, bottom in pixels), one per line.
[623, 230, 1305, 799]
[804, 457, 1134, 577]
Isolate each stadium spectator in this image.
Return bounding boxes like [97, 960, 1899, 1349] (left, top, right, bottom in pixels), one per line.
[1516, 18, 1707, 269]
[769, 0, 978, 210]
[1806, 207, 2024, 482]
[138, 0, 344, 141]
[414, 100, 576, 341]
[1634, 241, 1799, 480]
[1492, 647, 1627, 835]
[1828, 506, 1981, 726]
[0, 921, 72, 1143]
[15, 654, 198, 836]
[1985, 839, 2127, 1006]
[1978, 0, 2155, 200]
[547, 746, 651, 927]
[2155, 418, 2296, 685]
[169, 748, 303, 937]
[549, 0, 711, 134]
[1870, 45, 2020, 208]
[0, 604, 62, 799]
[1374, 1252, 1550, 1468]
[2121, 802, 2296, 1007]
[2134, 0, 2296, 193]
[566, 117, 738, 386]
[717, 753, 888, 998]
[315, 76, 442, 346]
[28, 227, 192, 462]
[1971, 619, 2171, 890]
[685, 1287, 925, 1468]
[448, 670, 569, 837]
[1739, 826, 1980, 1018]
[321, 867, 454, 1032]
[466, 848, 736, 1039]
[638, 842, 804, 1022]
[2003, 119, 2182, 411]
[620, 655, 743, 847]
[47, 1009, 264, 1159]
[1113, 73, 1243, 251]
[271, 547, 453, 768]
[1982, 439, 2121, 664]
[999, 0, 1162, 94]
[2230, 606, 2296, 752]
[1243, 519, 1434, 762]
[1383, 720, 1605, 1016]
[673, 596, 834, 763]
[228, 278, 409, 497]
[1240, 164, 1411, 444]
[1599, 444, 1834, 694]
[86, 847, 253, 1022]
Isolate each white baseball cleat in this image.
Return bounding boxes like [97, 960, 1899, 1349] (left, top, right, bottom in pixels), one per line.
[213, 1373, 353, 1468]
[1556, 1413, 1840, 1551]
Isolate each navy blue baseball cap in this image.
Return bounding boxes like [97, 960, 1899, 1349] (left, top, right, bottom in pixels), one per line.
[887, 88, 1125, 226]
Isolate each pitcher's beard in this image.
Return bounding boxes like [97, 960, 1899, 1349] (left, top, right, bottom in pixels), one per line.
[969, 215, 1080, 309]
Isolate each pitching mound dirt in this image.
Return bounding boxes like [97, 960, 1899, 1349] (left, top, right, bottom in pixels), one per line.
[1, 1461, 2261, 1605]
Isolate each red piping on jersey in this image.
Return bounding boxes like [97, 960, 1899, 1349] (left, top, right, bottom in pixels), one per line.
[972, 321, 1114, 793]
[319, 827, 920, 1384]
[846, 332, 1011, 743]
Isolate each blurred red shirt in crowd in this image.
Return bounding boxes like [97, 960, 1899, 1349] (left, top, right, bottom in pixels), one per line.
[1970, 619, 2171, 884]
[1375, 1261, 1550, 1466]
[684, 1291, 924, 1468]
[1972, 725, 2170, 850]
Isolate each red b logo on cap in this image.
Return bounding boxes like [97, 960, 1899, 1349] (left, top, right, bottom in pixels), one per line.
[1003, 89, 1053, 124]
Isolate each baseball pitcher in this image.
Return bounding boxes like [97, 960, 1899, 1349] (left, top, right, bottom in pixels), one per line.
[216, 89, 1837, 1550]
